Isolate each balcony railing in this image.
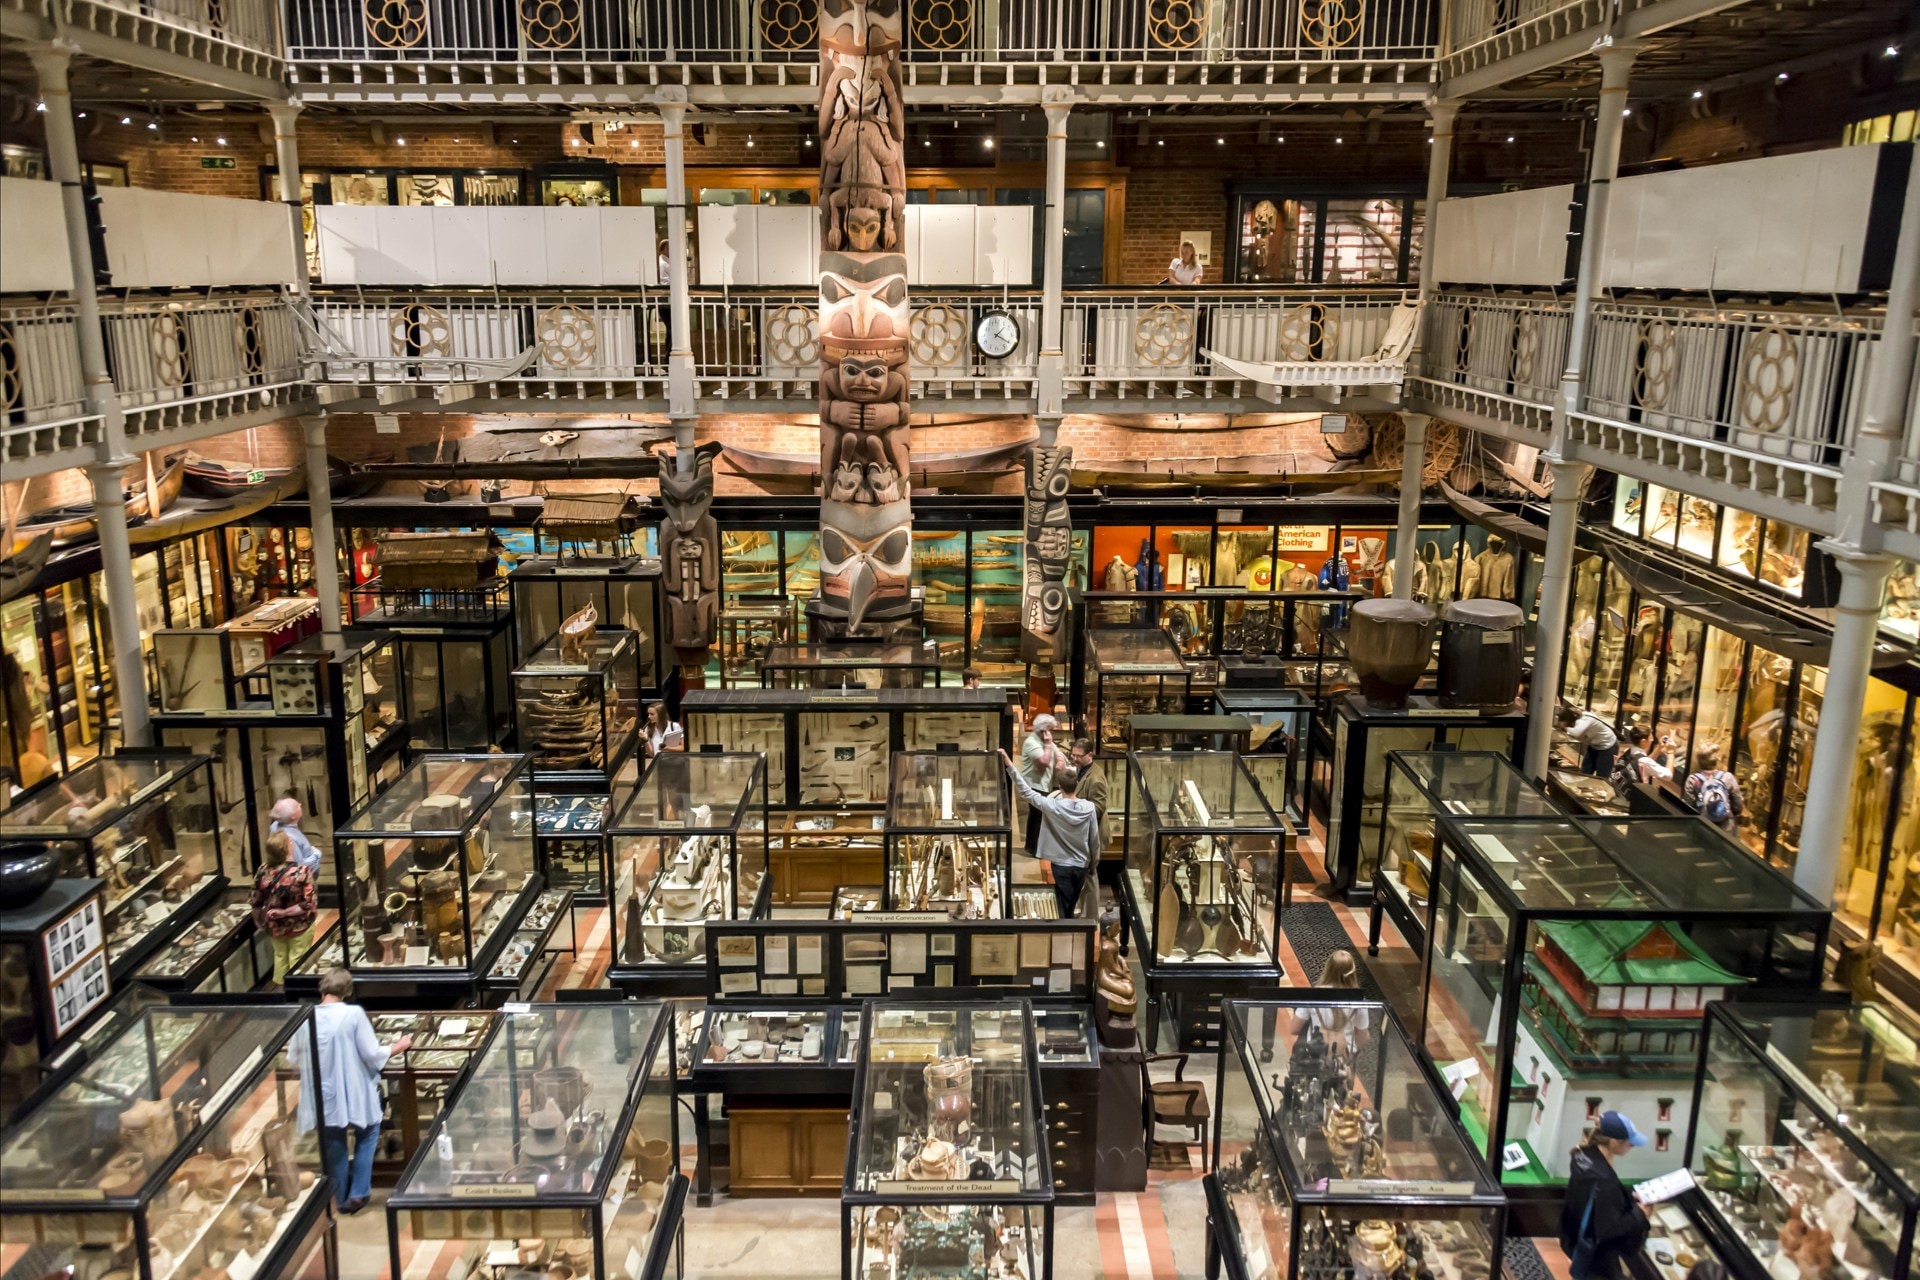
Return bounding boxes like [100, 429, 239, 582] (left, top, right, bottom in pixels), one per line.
[307, 287, 1414, 392]
[102, 294, 304, 410]
[1417, 291, 1570, 406]
[33, 0, 285, 61]
[0, 299, 98, 467]
[283, 0, 1436, 68]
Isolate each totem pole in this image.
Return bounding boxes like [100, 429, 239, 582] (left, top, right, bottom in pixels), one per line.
[815, 0, 913, 633]
[1020, 444, 1074, 663]
[659, 442, 723, 679]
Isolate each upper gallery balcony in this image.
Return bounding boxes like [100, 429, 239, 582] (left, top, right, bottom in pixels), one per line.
[280, 0, 1440, 103]
[1, 0, 284, 96]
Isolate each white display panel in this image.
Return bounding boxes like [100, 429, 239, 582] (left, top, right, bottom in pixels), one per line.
[0, 177, 74, 292]
[97, 187, 294, 289]
[697, 204, 759, 285]
[316, 205, 660, 286]
[1428, 185, 1575, 288]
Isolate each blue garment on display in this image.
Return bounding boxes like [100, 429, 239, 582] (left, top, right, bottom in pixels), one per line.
[1318, 556, 1350, 591]
[1135, 543, 1164, 591]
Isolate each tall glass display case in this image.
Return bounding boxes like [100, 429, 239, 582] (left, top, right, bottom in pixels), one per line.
[1086, 630, 1191, 756]
[608, 752, 770, 988]
[323, 753, 538, 996]
[1679, 1001, 1920, 1280]
[843, 1000, 1055, 1280]
[386, 1002, 684, 1280]
[512, 628, 642, 784]
[1214, 687, 1312, 824]
[0, 753, 227, 979]
[1414, 814, 1829, 1201]
[883, 751, 1011, 918]
[1371, 752, 1561, 955]
[1316, 695, 1528, 901]
[537, 792, 611, 901]
[0, 1004, 332, 1280]
[349, 613, 515, 751]
[1208, 998, 1508, 1280]
[1120, 751, 1285, 1048]
[509, 556, 665, 695]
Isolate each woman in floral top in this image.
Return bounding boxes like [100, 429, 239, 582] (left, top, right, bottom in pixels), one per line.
[251, 829, 317, 988]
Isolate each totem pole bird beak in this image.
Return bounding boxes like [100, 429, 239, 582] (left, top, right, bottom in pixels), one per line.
[846, 558, 876, 630]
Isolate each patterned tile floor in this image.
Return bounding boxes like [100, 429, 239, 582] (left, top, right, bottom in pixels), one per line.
[334, 827, 1578, 1280]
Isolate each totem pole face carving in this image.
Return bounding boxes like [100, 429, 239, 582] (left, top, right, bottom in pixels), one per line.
[818, 0, 912, 631]
[1021, 445, 1074, 662]
[658, 443, 722, 654]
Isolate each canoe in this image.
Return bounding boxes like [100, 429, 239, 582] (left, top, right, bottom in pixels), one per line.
[0, 533, 53, 605]
[184, 452, 297, 498]
[13, 455, 184, 546]
[1070, 464, 1398, 492]
[128, 467, 308, 547]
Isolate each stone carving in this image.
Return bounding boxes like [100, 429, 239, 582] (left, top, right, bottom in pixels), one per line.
[659, 443, 723, 659]
[818, 0, 913, 630]
[1020, 445, 1074, 662]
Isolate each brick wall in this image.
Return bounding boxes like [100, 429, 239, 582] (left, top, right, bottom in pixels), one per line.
[1629, 58, 1920, 167]
[4, 420, 305, 520]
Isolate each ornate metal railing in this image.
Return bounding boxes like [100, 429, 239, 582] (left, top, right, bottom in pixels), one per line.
[101, 294, 305, 409]
[1417, 291, 1570, 406]
[282, 0, 1436, 66]
[305, 286, 1414, 387]
[0, 299, 98, 467]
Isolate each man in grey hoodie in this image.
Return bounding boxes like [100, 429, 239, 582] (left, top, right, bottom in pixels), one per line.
[999, 747, 1099, 917]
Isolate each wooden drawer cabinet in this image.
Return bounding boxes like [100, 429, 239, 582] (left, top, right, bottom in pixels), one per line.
[769, 809, 884, 906]
[727, 1104, 848, 1194]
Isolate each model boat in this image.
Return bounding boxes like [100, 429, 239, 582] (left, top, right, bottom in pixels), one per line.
[182, 451, 296, 498]
[14, 454, 184, 546]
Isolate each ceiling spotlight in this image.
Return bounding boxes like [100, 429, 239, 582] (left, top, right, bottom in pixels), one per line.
[1691, 89, 1704, 99]
[984, 137, 994, 149]
[1621, 108, 1631, 117]
[216, 136, 227, 145]
[1277, 135, 1284, 143]
[1776, 72, 1789, 82]
[147, 120, 158, 131]
[1886, 44, 1900, 56]
[746, 134, 755, 148]
[35, 101, 46, 113]
[191, 135, 200, 142]
[1096, 139, 1105, 148]
[571, 135, 581, 145]
[1507, 134, 1515, 142]
[396, 137, 406, 146]
[1156, 139, 1164, 146]
[1216, 136, 1225, 145]
[630, 139, 639, 149]
[1335, 136, 1343, 144]
[121, 116, 131, 125]
[804, 136, 814, 147]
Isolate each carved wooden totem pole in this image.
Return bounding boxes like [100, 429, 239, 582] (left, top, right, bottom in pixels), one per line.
[1020, 444, 1074, 663]
[659, 442, 723, 679]
[816, 0, 912, 633]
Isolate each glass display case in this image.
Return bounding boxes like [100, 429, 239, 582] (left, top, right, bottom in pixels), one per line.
[1315, 695, 1528, 900]
[1675, 1001, 1920, 1280]
[367, 1010, 495, 1178]
[0, 753, 227, 978]
[1214, 687, 1313, 823]
[509, 556, 665, 694]
[844, 1000, 1055, 1280]
[347, 612, 514, 751]
[326, 752, 538, 986]
[151, 628, 240, 712]
[386, 1002, 683, 1280]
[0, 879, 110, 1115]
[608, 752, 770, 983]
[717, 598, 794, 687]
[1120, 751, 1285, 1049]
[537, 792, 611, 900]
[129, 887, 271, 995]
[761, 640, 950, 689]
[512, 628, 642, 782]
[1086, 630, 1191, 756]
[0, 1004, 331, 1280]
[681, 689, 1014, 810]
[1414, 814, 1830, 1198]
[1370, 752, 1560, 956]
[694, 1005, 837, 1069]
[884, 751, 1011, 918]
[1208, 998, 1507, 1280]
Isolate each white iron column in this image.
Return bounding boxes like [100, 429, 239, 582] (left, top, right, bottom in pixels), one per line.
[268, 102, 309, 300]
[301, 416, 346, 636]
[33, 47, 151, 747]
[1794, 552, 1898, 903]
[1792, 143, 1920, 905]
[1417, 101, 1458, 304]
[1391, 415, 1429, 599]
[1525, 43, 1637, 780]
[659, 89, 696, 463]
[1037, 90, 1073, 425]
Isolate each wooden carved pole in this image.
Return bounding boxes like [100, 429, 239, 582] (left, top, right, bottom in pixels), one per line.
[1020, 445, 1074, 663]
[817, 0, 912, 632]
[659, 442, 723, 682]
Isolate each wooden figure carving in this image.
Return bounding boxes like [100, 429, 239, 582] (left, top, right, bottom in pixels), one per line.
[818, 0, 912, 631]
[558, 603, 598, 665]
[659, 442, 723, 657]
[1020, 444, 1073, 663]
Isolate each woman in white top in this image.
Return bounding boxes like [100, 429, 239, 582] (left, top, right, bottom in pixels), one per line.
[1166, 240, 1204, 285]
[645, 702, 682, 758]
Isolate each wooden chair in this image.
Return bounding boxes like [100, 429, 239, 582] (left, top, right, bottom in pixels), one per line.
[1145, 1052, 1211, 1159]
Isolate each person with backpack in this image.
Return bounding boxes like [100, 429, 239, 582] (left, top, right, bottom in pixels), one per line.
[1684, 744, 1744, 834]
[1560, 1112, 1650, 1278]
[1609, 727, 1651, 800]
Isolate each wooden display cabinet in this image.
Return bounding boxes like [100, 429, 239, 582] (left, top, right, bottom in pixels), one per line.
[728, 1105, 852, 1195]
[769, 809, 884, 907]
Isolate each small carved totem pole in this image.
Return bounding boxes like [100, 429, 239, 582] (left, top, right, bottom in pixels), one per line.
[815, 0, 912, 633]
[658, 441, 723, 680]
[1020, 445, 1074, 663]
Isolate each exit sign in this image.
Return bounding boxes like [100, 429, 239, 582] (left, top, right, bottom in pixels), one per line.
[200, 156, 236, 169]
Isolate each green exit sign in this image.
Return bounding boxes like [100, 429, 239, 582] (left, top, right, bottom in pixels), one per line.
[200, 155, 236, 169]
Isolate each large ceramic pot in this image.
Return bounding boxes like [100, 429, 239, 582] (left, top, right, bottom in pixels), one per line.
[1437, 599, 1526, 708]
[0, 844, 59, 911]
[1345, 599, 1438, 709]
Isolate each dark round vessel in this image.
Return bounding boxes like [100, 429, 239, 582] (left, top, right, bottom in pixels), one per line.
[0, 843, 60, 911]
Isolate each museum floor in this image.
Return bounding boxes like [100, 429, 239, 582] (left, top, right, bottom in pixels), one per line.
[327, 829, 1582, 1280]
